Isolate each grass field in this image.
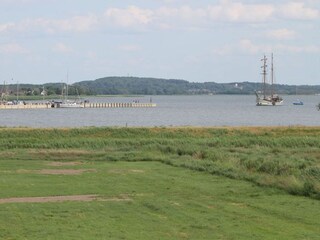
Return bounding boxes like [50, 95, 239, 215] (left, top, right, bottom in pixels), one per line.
[0, 127, 319, 239]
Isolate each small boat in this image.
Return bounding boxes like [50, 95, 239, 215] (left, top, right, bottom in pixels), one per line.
[293, 100, 304, 105]
[255, 54, 283, 106]
[58, 81, 83, 108]
[59, 100, 83, 108]
[292, 86, 303, 105]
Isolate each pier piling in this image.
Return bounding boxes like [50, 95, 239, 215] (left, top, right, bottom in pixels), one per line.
[0, 102, 156, 110]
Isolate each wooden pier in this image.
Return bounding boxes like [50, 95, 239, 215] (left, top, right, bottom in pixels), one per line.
[84, 102, 156, 108]
[0, 102, 156, 110]
[0, 103, 50, 109]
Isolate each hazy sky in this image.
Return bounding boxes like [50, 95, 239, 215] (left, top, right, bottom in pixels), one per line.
[0, 0, 319, 85]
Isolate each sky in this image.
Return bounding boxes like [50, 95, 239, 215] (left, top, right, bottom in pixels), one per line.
[0, 0, 319, 85]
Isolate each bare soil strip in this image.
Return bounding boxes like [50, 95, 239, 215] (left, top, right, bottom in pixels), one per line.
[38, 169, 96, 175]
[47, 162, 83, 167]
[15, 168, 96, 175]
[0, 195, 98, 203]
[0, 195, 133, 204]
[108, 169, 145, 174]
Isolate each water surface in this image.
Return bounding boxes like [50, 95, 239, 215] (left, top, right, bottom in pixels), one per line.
[1, 95, 319, 128]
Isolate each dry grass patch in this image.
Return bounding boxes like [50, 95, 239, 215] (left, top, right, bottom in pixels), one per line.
[16, 169, 33, 174]
[230, 202, 247, 208]
[0, 194, 133, 204]
[38, 169, 96, 175]
[0, 151, 17, 158]
[14, 167, 96, 175]
[99, 194, 132, 202]
[0, 195, 98, 204]
[108, 169, 145, 174]
[27, 149, 93, 160]
[47, 161, 83, 167]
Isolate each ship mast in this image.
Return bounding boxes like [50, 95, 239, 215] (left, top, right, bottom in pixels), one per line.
[261, 55, 267, 99]
[1, 81, 7, 102]
[16, 80, 19, 102]
[271, 53, 274, 97]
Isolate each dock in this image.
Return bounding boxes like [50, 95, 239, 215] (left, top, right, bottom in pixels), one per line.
[0, 102, 156, 110]
[83, 102, 156, 108]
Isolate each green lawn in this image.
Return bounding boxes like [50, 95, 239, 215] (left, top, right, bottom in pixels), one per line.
[0, 127, 319, 239]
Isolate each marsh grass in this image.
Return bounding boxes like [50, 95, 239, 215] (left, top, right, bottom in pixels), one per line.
[1, 127, 320, 198]
[1, 127, 320, 239]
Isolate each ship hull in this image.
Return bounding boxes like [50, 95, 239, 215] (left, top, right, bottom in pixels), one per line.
[256, 97, 283, 106]
[59, 101, 84, 108]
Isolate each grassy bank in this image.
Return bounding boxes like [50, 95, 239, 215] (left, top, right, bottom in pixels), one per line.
[0, 127, 320, 239]
[0, 127, 319, 199]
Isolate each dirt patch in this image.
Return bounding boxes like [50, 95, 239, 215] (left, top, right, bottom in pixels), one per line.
[130, 169, 145, 173]
[231, 202, 247, 208]
[99, 194, 132, 202]
[14, 168, 96, 175]
[16, 169, 33, 174]
[0, 195, 98, 203]
[179, 232, 189, 239]
[28, 149, 91, 155]
[0, 151, 16, 158]
[108, 169, 145, 174]
[47, 161, 83, 167]
[0, 195, 132, 204]
[38, 169, 96, 175]
[170, 201, 181, 207]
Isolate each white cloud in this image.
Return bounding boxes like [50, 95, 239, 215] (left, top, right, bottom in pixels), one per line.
[212, 39, 320, 56]
[54, 15, 99, 32]
[0, 0, 28, 2]
[32, 15, 99, 33]
[207, 1, 274, 22]
[0, 23, 15, 33]
[155, 6, 207, 30]
[0, 43, 28, 54]
[239, 39, 320, 54]
[275, 44, 320, 53]
[154, 2, 276, 29]
[52, 43, 73, 53]
[0, 2, 318, 35]
[0, 14, 99, 36]
[279, 2, 319, 20]
[212, 45, 233, 56]
[105, 6, 153, 28]
[86, 51, 97, 59]
[173, 6, 207, 21]
[239, 39, 263, 54]
[119, 44, 141, 52]
[0, 0, 54, 4]
[266, 28, 296, 40]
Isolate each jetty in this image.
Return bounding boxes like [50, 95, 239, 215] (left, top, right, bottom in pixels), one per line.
[83, 102, 156, 108]
[0, 102, 156, 110]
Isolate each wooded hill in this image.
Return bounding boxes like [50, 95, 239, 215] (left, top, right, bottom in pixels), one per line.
[3, 76, 320, 96]
[73, 77, 320, 95]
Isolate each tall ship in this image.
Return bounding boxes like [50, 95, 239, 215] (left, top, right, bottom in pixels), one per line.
[255, 54, 283, 106]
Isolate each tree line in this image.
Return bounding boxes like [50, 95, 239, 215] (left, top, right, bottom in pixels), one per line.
[2, 77, 320, 97]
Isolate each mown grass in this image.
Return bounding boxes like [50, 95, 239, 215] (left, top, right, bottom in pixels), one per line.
[1, 127, 320, 239]
[1, 161, 320, 239]
[0, 127, 319, 198]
